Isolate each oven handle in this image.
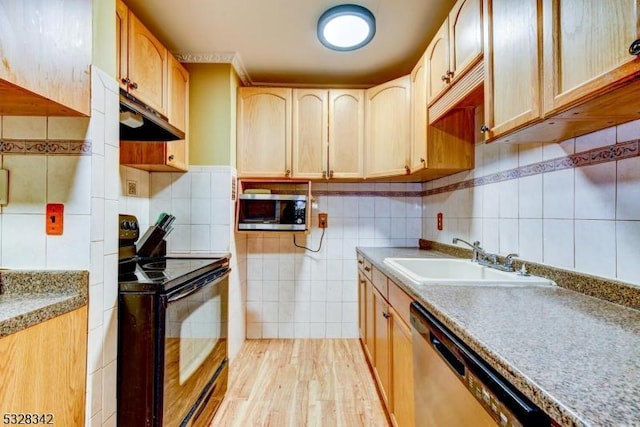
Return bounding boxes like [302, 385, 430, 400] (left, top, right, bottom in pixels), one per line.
[166, 269, 229, 303]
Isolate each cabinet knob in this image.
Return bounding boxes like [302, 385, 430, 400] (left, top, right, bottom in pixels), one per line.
[630, 39, 640, 55]
[382, 312, 391, 319]
[285, 169, 291, 177]
[129, 82, 139, 90]
[420, 157, 426, 164]
[405, 165, 411, 175]
[480, 125, 490, 133]
[445, 70, 454, 78]
[441, 74, 451, 83]
[121, 77, 130, 85]
[358, 259, 364, 264]
[329, 170, 334, 178]
[168, 155, 175, 161]
[364, 266, 371, 272]
[322, 170, 327, 179]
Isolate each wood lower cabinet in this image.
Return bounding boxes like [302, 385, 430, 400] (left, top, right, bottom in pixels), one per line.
[358, 255, 416, 426]
[482, 0, 542, 141]
[0, 307, 87, 426]
[542, 0, 640, 116]
[365, 76, 411, 179]
[237, 87, 293, 178]
[0, 0, 91, 116]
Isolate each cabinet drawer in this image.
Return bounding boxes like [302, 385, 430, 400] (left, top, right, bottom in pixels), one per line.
[372, 267, 388, 299]
[389, 279, 413, 327]
[362, 259, 373, 280]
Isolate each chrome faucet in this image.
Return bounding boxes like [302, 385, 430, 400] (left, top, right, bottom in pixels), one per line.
[452, 238, 483, 262]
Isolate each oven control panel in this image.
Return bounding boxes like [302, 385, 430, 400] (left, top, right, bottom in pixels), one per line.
[119, 214, 140, 242]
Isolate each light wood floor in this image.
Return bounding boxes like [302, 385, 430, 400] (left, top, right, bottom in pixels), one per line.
[210, 339, 390, 427]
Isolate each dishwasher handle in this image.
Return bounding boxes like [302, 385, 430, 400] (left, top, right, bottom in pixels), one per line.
[430, 332, 465, 377]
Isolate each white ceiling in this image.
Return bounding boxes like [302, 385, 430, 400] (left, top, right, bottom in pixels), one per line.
[124, 0, 457, 86]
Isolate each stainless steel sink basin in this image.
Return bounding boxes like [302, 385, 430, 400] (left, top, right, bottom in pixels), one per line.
[383, 258, 554, 286]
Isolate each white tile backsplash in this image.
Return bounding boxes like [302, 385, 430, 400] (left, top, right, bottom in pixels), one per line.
[574, 220, 616, 279]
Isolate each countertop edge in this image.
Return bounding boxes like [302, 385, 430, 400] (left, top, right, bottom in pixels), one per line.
[0, 295, 86, 338]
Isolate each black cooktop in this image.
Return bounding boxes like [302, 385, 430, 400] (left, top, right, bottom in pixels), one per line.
[118, 256, 229, 293]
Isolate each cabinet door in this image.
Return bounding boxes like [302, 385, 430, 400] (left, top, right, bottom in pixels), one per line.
[449, 0, 483, 83]
[390, 309, 415, 427]
[483, 0, 542, 140]
[0, 308, 87, 425]
[328, 89, 365, 179]
[166, 56, 189, 171]
[237, 88, 292, 178]
[358, 271, 367, 342]
[410, 54, 428, 172]
[128, 12, 168, 114]
[365, 75, 411, 178]
[116, 0, 129, 91]
[542, 0, 640, 115]
[426, 20, 451, 104]
[292, 89, 328, 179]
[364, 278, 376, 363]
[373, 287, 391, 408]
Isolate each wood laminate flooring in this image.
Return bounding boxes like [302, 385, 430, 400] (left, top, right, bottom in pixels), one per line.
[210, 339, 389, 427]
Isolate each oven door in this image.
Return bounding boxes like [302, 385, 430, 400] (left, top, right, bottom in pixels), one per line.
[161, 269, 229, 427]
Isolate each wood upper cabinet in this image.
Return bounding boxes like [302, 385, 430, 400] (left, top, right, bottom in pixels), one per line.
[0, 0, 91, 116]
[237, 87, 293, 178]
[0, 307, 87, 426]
[118, 0, 168, 115]
[482, 0, 542, 141]
[291, 89, 364, 179]
[542, 0, 640, 115]
[365, 75, 411, 178]
[426, 0, 483, 105]
[390, 307, 415, 427]
[120, 55, 189, 172]
[328, 90, 365, 179]
[410, 54, 428, 172]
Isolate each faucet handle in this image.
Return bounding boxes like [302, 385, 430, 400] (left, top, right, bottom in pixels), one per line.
[504, 253, 519, 270]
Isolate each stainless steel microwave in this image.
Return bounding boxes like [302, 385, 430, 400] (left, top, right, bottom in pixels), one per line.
[237, 194, 307, 231]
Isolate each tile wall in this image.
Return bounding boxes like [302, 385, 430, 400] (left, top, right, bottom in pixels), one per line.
[423, 119, 640, 285]
[245, 182, 422, 339]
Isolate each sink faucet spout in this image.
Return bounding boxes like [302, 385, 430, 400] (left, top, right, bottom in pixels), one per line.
[452, 238, 483, 262]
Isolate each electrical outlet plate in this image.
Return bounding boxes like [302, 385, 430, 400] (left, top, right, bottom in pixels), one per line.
[126, 180, 138, 196]
[46, 203, 64, 235]
[319, 213, 328, 228]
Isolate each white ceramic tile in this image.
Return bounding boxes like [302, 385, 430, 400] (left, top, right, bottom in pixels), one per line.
[518, 219, 543, 263]
[343, 196, 359, 218]
[310, 282, 327, 303]
[89, 111, 105, 156]
[575, 126, 616, 151]
[103, 200, 119, 255]
[46, 214, 90, 269]
[575, 220, 615, 279]
[101, 360, 117, 422]
[102, 307, 118, 364]
[374, 217, 391, 239]
[574, 163, 616, 220]
[88, 284, 104, 330]
[499, 218, 519, 255]
[326, 281, 343, 302]
[295, 280, 311, 302]
[342, 323, 358, 338]
[263, 259, 279, 281]
[617, 119, 640, 142]
[294, 322, 310, 338]
[190, 198, 211, 225]
[150, 173, 172, 199]
[543, 219, 574, 269]
[374, 197, 390, 218]
[518, 175, 543, 219]
[500, 144, 519, 171]
[2, 116, 47, 139]
[91, 197, 105, 242]
[103, 414, 117, 427]
[171, 198, 191, 225]
[406, 218, 421, 239]
[47, 117, 90, 140]
[407, 197, 422, 218]
[91, 69, 106, 114]
[358, 197, 375, 218]
[104, 92, 120, 148]
[2, 155, 46, 213]
[191, 172, 211, 197]
[482, 183, 500, 218]
[104, 145, 119, 201]
[88, 370, 102, 418]
[326, 322, 342, 338]
[247, 258, 263, 281]
[470, 185, 483, 218]
[2, 214, 45, 268]
[210, 223, 230, 251]
[172, 173, 191, 198]
[262, 302, 279, 321]
[616, 156, 640, 220]
[616, 221, 640, 284]
[211, 172, 231, 200]
[87, 326, 103, 374]
[473, 143, 485, 177]
[247, 281, 262, 302]
[278, 302, 294, 323]
[482, 218, 499, 253]
[262, 323, 278, 339]
[326, 302, 342, 323]
[91, 154, 105, 198]
[46, 156, 91, 213]
[543, 169, 574, 219]
[191, 225, 211, 251]
[542, 138, 574, 160]
[309, 323, 326, 338]
[103, 254, 118, 309]
[246, 323, 262, 339]
[499, 180, 519, 218]
[278, 323, 294, 338]
[167, 224, 190, 252]
[483, 143, 501, 175]
[518, 142, 543, 166]
[246, 301, 262, 323]
[90, 241, 104, 286]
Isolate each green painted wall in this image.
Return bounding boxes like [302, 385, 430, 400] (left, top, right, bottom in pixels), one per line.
[187, 63, 241, 166]
[92, 0, 116, 77]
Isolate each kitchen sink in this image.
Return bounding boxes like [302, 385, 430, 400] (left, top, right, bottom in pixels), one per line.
[383, 258, 554, 286]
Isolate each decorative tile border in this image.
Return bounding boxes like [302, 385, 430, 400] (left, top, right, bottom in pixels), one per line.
[426, 139, 639, 196]
[0, 139, 92, 155]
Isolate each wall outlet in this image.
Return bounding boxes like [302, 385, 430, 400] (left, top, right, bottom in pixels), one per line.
[126, 180, 138, 196]
[318, 213, 328, 228]
[46, 203, 64, 235]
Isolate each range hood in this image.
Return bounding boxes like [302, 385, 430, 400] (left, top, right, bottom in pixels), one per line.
[119, 90, 185, 141]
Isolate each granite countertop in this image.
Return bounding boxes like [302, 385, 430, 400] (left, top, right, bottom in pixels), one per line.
[0, 270, 89, 337]
[357, 247, 640, 427]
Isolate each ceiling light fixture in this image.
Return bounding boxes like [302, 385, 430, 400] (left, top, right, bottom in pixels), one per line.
[317, 4, 376, 51]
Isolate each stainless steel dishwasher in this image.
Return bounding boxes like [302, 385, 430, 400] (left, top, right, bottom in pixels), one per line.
[410, 302, 551, 427]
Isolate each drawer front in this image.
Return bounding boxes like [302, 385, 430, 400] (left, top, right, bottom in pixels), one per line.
[372, 266, 388, 299]
[388, 279, 413, 327]
[362, 259, 373, 280]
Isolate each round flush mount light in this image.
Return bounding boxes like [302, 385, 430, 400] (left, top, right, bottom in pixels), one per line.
[317, 4, 376, 51]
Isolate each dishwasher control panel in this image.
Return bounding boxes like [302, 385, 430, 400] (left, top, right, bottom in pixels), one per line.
[467, 373, 521, 427]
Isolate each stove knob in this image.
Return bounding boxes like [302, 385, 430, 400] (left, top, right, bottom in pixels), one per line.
[122, 221, 130, 230]
[296, 218, 302, 224]
[131, 221, 138, 230]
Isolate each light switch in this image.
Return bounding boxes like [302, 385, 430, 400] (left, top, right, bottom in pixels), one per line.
[0, 169, 7, 205]
[46, 203, 64, 235]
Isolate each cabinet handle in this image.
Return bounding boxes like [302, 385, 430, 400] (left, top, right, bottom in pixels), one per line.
[121, 77, 130, 85]
[360, 280, 366, 285]
[441, 74, 451, 83]
[329, 170, 334, 178]
[364, 266, 371, 272]
[382, 312, 391, 319]
[129, 81, 138, 90]
[168, 155, 175, 161]
[405, 165, 410, 175]
[446, 70, 454, 78]
[358, 259, 363, 265]
[285, 169, 291, 178]
[420, 157, 426, 164]
[322, 170, 327, 179]
[480, 125, 490, 133]
[630, 39, 640, 55]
